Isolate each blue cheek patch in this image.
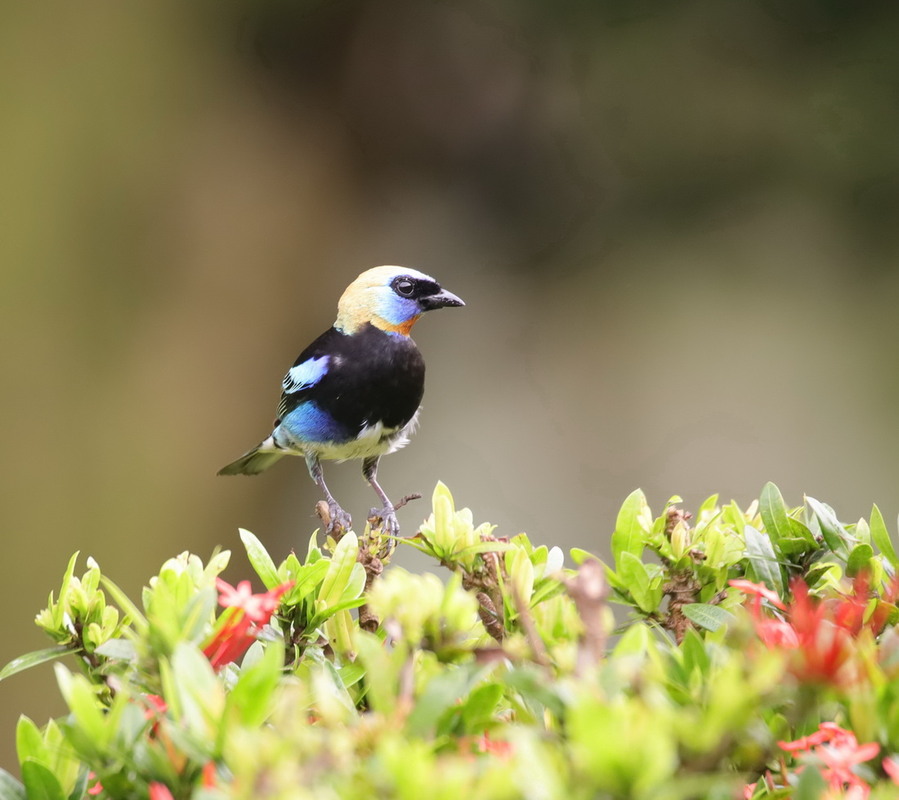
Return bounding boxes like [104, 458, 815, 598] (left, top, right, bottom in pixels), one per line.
[374, 295, 419, 326]
[279, 402, 349, 445]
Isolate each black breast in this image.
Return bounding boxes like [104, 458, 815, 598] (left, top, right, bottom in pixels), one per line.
[279, 324, 425, 437]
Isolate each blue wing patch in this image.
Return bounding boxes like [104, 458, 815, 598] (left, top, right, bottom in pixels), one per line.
[282, 355, 330, 394]
[277, 401, 349, 446]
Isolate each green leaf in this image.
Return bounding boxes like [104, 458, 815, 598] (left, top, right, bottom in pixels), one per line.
[679, 628, 710, 676]
[318, 533, 359, 608]
[618, 552, 657, 613]
[459, 683, 504, 732]
[793, 764, 826, 800]
[240, 529, 281, 589]
[168, 643, 225, 744]
[804, 562, 838, 588]
[697, 494, 719, 517]
[759, 482, 791, 546]
[854, 517, 871, 546]
[681, 604, 734, 633]
[341, 562, 367, 602]
[612, 623, 655, 657]
[570, 548, 600, 565]
[227, 641, 282, 727]
[15, 716, 44, 764]
[323, 609, 356, 657]
[871, 504, 899, 568]
[806, 496, 851, 556]
[92, 638, 137, 661]
[743, 524, 783, 595]
[98, 574, 148, 635]
[530, 577, 566, 607]
[354, 631, 399, 715]
[406, 666, 483, 737]
[19, 762, 65, 800]
[52, 552, 80, 629]
[788, 517, 818, 547]
[0, 646, 70, 682]
[53, 665, 107, 748]
[180, 588, 218, 645]
[0, 769, 25, 800]
[502, 667, 566, 718]
[611, 489, 649, 566]
[281, 559, 330, 606]
[846, 543, 875, 577]
[455, 540, 514, 558]
[307, 594, 368, 628]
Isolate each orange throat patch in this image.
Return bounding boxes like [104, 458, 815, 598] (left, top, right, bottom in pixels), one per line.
[372, 314, 420, 336]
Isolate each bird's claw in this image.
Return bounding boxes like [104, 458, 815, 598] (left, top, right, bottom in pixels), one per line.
[331, 504, 353, 533]
[316, 500, 352, 534]
[369, 506, 400, 538]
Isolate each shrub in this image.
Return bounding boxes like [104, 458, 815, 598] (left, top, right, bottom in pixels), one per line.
[3, 482, 899, 799]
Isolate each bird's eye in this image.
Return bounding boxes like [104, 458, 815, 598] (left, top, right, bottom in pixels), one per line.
[394, 279, 415, 297]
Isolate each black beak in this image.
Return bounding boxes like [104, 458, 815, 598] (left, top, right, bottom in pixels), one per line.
[420, 288, 465, 311]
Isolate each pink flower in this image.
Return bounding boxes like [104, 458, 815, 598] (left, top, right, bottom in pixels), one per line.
[148, 784, 175, 800]
[87, 772, 103, 796]
[779, 723, 879, 797]
[729, 579, 786, 611]
[143, 694, 167, 717]
[778, 721, 846, 752]
[202, 579, 292, 671]
[883, 756, 899, 784]
[215, 579, 288, 623]
[475, 731, 513, 758]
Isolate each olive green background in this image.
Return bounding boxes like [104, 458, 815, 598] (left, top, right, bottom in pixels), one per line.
[3, 1, 899, 771]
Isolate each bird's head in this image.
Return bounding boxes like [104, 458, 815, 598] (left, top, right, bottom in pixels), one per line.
[335, 266, 464, 335]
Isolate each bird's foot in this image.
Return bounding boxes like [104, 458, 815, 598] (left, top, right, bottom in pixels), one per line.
[368, 505, 400, 538]
[315, 500, 353, 535]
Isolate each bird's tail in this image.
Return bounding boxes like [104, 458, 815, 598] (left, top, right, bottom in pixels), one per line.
[217, 442, 285, 476]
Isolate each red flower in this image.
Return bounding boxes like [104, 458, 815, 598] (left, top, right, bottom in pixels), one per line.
[142, 693, 168, 737]
[143, 694, 167, 716]
[883, 756, 899, 784]
[474, 731, 514, 758]
[779, 722, 879, 797]
[202, 761, 217, 788]
[729, 579, 786, 612]
[148, 783, 175, 800]
[202, 579, 292, 671]
[778, 721, 845, 752]
[731, 578, 873, 685]
[87, 772, 103, 796]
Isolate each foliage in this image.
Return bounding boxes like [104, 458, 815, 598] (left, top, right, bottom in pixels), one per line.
[4, 482, 899, 798]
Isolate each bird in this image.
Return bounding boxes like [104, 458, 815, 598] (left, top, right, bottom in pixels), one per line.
[218, 265, 464, 537]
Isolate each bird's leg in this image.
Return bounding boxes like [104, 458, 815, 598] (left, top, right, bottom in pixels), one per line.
[305, 453, 352, 533]
[362, 455, 400, 537]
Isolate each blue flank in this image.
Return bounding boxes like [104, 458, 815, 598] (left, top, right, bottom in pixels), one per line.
[282, 355, 330, 393]
[278, 401, 349, 446]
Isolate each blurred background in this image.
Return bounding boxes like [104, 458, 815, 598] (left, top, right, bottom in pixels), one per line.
[3, 0, 899, 769]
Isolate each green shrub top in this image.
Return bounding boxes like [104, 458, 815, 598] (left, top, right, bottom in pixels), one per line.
[4, 482, 899, 799]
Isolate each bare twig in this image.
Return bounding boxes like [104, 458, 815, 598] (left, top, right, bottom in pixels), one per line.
[356, 551, 384, 633]
[663, 570, 701, 644]
[565, 560, 608, 674]
[393, 493, 422, 510]
[509, 580, 550, 668]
